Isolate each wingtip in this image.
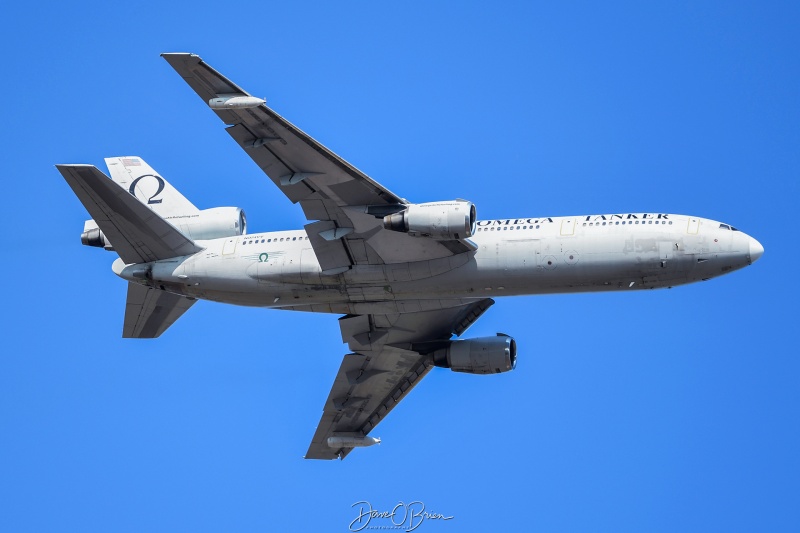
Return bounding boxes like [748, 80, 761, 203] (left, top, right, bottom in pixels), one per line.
[161, 52, 199, 59]
[55, 163, 96, 169]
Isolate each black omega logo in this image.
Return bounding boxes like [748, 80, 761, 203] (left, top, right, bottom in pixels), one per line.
[128, 174, 165, 204]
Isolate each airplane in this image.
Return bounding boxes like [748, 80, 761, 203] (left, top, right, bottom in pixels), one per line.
[57, 53, 764, 460]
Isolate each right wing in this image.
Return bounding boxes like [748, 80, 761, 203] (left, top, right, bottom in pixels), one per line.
[57, 164, 203, 264]
[161, 53, 474, 274]
[123, 282, 196, 338]
[306, 298, 494, 460]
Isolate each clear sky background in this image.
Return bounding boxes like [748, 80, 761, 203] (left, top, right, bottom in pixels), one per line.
[1, 1, 798, 531]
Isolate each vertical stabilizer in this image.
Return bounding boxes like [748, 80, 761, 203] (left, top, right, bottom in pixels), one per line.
[105, 156, 198, 217]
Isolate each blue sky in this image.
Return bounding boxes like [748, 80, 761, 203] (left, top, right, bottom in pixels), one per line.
[1, 1, 798, 531]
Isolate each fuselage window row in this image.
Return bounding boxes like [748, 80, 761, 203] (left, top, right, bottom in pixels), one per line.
[475, 220, 674, 232]
[241, 236, 310, 245]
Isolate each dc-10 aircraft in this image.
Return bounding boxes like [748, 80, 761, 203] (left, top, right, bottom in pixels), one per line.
[58, 53, 763, 460]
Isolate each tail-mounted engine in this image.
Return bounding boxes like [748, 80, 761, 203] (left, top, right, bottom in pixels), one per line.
[383, 200, 476, 240]
[169, 207, 247, 240]
[432, 334, 517, 374]
[81, 207, 247, 250]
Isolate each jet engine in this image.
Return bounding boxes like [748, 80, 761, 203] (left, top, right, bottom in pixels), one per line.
[432, 334, 517, 374]
[383, 200, 476, 240]
[168, 207, 247, 240]
[81, 207, 247, 250]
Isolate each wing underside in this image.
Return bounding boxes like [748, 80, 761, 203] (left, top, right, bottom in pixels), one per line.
[161, 53, 474, 272]
[306, 299, 494, 460]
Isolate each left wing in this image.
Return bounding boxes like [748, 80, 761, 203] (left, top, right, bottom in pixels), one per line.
[306, 299, 494, 460]
[161, 53, 474, 274]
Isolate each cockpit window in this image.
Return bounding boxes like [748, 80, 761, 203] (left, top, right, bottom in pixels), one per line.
[719, 224, 731, 230]
[731, 226, 740, 231]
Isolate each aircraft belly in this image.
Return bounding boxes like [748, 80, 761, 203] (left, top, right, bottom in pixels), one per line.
[173, 228, 737, 309]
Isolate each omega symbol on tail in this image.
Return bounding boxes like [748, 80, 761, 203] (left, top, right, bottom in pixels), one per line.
[128, 174, 165, 204]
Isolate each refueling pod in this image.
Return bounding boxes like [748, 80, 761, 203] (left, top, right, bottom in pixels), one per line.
[208, 95, 265, 109]
[327, 436, 381, 448]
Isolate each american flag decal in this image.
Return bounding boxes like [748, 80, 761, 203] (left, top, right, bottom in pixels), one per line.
[121, 158, 140, 166]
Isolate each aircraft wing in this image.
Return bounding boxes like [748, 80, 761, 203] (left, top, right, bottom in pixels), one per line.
[161, 53, 474, 274]
[305, 298, 494, 460]
[123, 282, 196, 338]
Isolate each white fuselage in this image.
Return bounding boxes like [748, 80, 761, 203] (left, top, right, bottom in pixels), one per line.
[114, 213, 761, 315]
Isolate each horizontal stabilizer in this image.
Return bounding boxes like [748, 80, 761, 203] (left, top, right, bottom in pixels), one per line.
[124, 282, 196, 338]
[57, 164, 203, 264]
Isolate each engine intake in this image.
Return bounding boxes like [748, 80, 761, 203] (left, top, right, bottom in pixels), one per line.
[432, 334, 517, 374]
[383, 200, 476, 240]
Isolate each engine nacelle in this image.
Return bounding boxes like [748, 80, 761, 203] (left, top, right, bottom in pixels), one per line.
[81, 226, 112, 249]
[432, 334, 517, 374]
[383, 200, 476, 240]
[80, 207, 246, 250]
[167, 207, 247, 241]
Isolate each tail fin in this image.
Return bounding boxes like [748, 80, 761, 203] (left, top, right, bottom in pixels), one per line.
[57, 164, 203, 264]
[104, 156, 198, 217]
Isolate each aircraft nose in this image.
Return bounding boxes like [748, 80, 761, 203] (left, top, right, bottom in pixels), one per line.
[748, 236, 764, 263]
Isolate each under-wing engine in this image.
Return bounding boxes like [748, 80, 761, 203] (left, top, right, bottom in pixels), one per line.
[81, 206, 247, 250]
[383, 200, 476, 240]
[431, 334, 517, 374]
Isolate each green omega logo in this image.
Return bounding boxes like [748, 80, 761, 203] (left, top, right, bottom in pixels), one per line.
[259, 253, 269, 262]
